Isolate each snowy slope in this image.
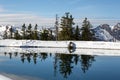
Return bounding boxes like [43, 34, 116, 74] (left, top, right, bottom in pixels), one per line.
[0, 75, 12, 80]
[0, 25, 15, 39]
[94, 26, 113, 41]
[0, 25, 6, 39]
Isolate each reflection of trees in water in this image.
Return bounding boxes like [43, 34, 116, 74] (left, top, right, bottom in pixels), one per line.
[21, 53, 25, 63]
[80, 55, 95, 73]
[9, 53, 12, 59]
[39, 53, 48, 61]
[54, 54, 95, 78]
[3, 52, 95, 79]
[14, 52, 18, 57]
[20, 53, 32, 63]
[33, 53, 37, 64]
[58, 54, 74, 78]
[4, 52, 49, 64]
[54, 54, 81, 78]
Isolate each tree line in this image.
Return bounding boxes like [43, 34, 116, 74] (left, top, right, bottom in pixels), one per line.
[3, 12, 95, 41]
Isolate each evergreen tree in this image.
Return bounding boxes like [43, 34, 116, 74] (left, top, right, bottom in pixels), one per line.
[14, 30, 20, 40]
[34, 24, 37, 30]
[28, 24, 32, 31]
[3, 30, 7, 39]
[48, 30, 55, 40]
[27, 24, 32, 39]
[74, 25, 80, 40]
[21, 23, 26, 39]
[58, 12, 74, 40]
[41, 29, 49, 40]
[33, 24, 38, 40]
[3, 26, 9, 39]
[9, 26, 13, 39]
[81, 18, 94, 41]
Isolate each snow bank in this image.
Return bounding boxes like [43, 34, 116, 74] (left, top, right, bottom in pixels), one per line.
[0, 40, 120, 50]
[0, 75, 12, 80]
[0, 47, 69, 54]
[0, 47, 120, 56]
[0, 40, 69, 48]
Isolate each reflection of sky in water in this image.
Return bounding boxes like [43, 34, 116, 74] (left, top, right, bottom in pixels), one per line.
[0, 48, 120, 80]
[0, 54, 54, 80]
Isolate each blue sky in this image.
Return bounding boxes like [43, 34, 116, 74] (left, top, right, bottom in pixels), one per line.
[0, 0, 120, 26]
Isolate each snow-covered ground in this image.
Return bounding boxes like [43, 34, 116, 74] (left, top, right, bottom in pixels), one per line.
[0, 47, 120, 56]
[0, 75, 12, 80]
[0, 40, 120, 50]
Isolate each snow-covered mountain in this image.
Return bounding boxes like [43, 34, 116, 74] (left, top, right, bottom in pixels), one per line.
[98, 24, 112, 34]
[0, 25, 7, 39]
[112, 23, 120, 40]
[93, 25, 113, 41]
[0, 25, 16, 39]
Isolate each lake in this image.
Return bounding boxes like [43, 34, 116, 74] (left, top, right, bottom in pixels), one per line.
[0, 47, 120, 80]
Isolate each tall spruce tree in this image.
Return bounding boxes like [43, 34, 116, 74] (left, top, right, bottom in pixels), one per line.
[33, 24, 38, 40]
[58, 12, 74, 40]
[21, 23, 26, 39]
[14, 30, 20, 39]
[41, 29, 49, 40]
[3, 26, 9, 39]
[27, 24, 32, 39]
[9, 26, 13, 39]
[28, 24, 32, 31]
[81, 18, 94, 41]
[74, 25, 80, 40]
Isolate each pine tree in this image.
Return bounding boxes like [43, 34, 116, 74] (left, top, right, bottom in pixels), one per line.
[58, 12, 74, 40]
[34, 24, 37, 31]
[3, 30, 7, 39]
[48, 30, 54, 40]
[3, 26, 9, 39]
[14, 30, 20, 40]
[41, 29, 49, 40]
[27, 24, 32, 39]
[9, 26, 13, 39]
[28, 24, 32, 31]
[33, 24, 38, 40]
[81, 18, 94, 41]
[21, 23, 26, 39]
[74, 25, 80, 40]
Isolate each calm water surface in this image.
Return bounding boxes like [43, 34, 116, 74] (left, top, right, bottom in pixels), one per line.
[0, 48, 120, 80]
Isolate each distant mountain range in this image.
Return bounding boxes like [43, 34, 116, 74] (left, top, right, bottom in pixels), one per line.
[93, 23, 120, 41]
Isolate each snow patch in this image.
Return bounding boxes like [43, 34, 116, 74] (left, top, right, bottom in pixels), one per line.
[0, 75, 12, 80]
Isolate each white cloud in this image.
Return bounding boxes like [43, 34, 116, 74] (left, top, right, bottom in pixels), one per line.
[0, 13, 55, 27]
[74, 18, 120, 27]
[0, 13, 120, 28]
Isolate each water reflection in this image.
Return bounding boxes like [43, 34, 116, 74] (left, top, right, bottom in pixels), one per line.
[81, 55, 95, 73]
[3, 51, 95, 79]
[1, 47, 120, 80]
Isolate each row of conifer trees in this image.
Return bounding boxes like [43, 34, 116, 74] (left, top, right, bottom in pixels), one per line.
[4, 12, 95, 41]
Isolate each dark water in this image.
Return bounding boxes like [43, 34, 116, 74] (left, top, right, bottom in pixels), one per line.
[0, 48, 120, 80]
